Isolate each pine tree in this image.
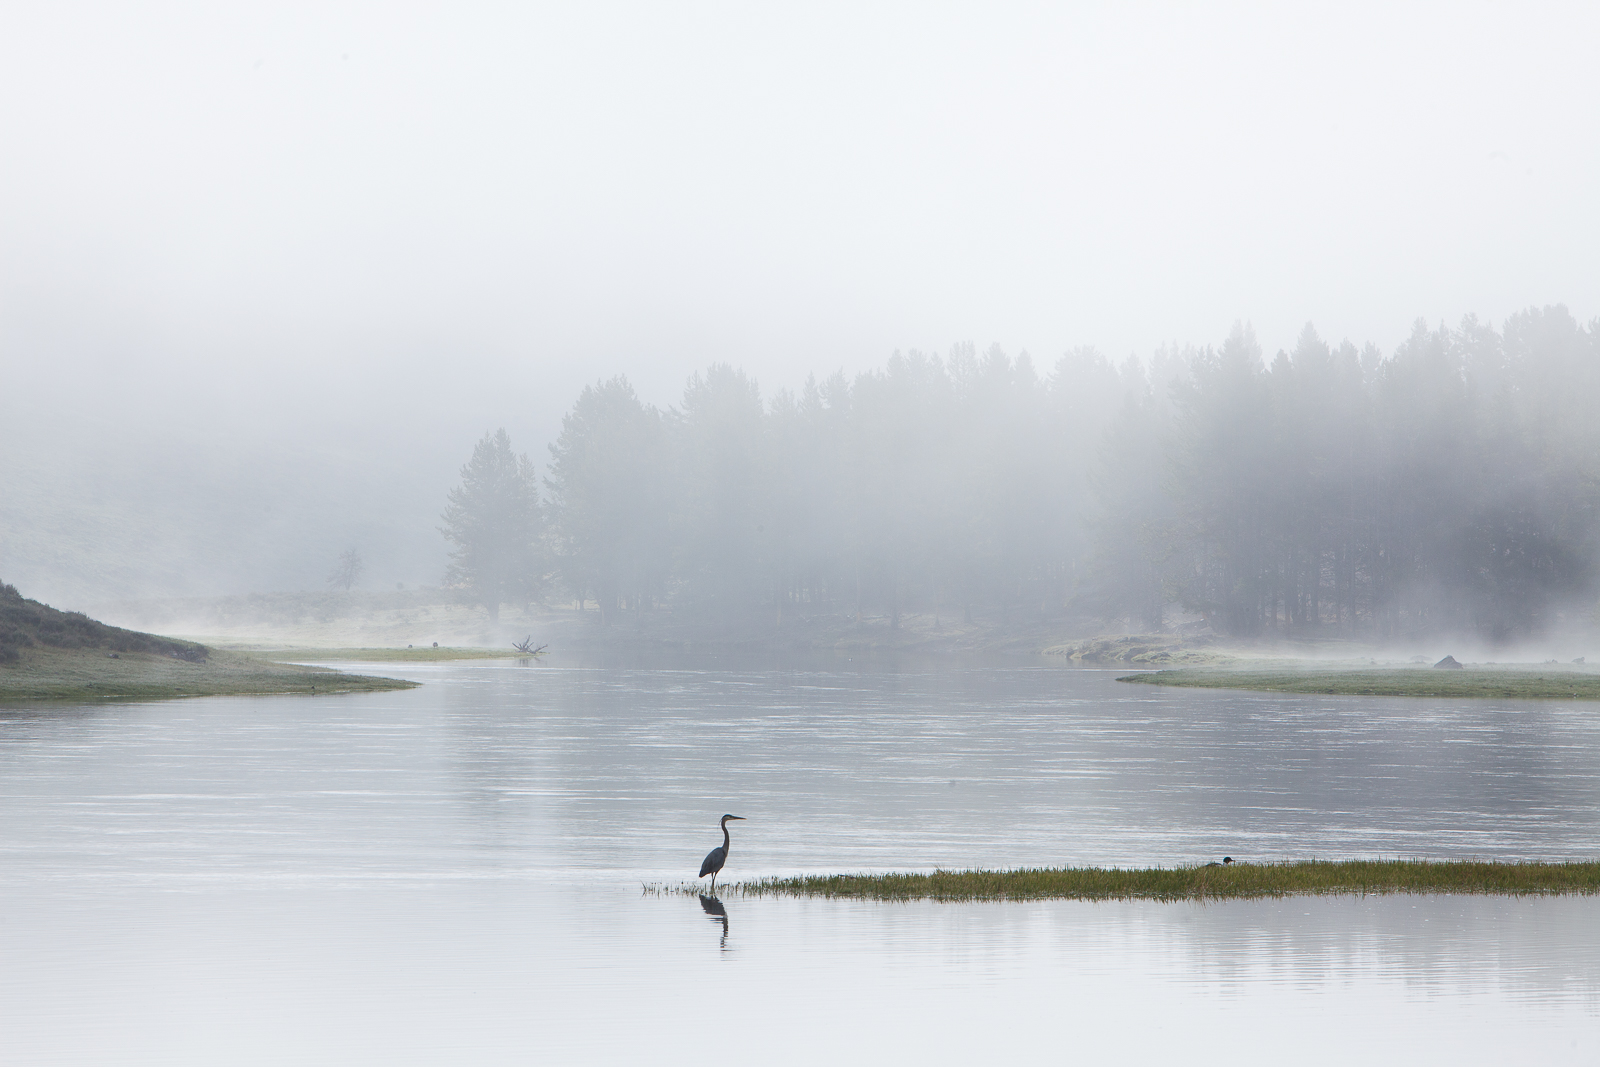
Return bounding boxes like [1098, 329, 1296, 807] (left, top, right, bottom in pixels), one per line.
[326, 548, 364, 592]
[544, 378, 668, 623]
[440, 430, 542, 621]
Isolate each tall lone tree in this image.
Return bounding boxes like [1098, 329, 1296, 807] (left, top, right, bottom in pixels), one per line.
[326, 548, 364, 592]
[544, 377, 668, 623]
[440, 429, 542, 621]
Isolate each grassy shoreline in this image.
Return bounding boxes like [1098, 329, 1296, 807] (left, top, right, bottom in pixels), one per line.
[711, 860, 1600, 902]
[1118, 667, 1600, 700]
[249, 646, 524, 662]
[0, 646, 416, 703]
[2, 583, 419, 702]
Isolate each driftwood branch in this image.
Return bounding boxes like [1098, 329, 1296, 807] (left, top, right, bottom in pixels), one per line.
[512, 636, 548, 655]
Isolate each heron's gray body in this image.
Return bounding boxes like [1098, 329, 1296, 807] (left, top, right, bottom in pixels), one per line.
[698, 846, 726, 879]
[698, 814, 745, 891]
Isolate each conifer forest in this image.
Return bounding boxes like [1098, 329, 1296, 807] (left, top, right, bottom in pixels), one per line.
[443, 305, 1600, 642]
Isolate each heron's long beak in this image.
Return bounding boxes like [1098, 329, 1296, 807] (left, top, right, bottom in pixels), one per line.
[728, 815, 746, 820]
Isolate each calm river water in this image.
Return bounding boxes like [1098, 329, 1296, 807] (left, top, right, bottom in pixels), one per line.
[2, 656, 1597, 1064]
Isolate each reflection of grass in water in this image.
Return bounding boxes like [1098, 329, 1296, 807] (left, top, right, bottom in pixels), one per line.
[1, 647, 416, 702]
[718, 861, 1600, 902]
[1118, 668, 1600, 700]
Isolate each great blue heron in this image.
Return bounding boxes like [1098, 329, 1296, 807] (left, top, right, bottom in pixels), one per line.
[698, 814, 746, 892]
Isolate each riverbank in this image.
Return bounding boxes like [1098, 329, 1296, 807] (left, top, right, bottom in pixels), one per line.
[250, 646, 525, 663]
[89, 588, 1119, 657]
[1118, 666, 1600, 699]
[80, 589, 1600, 664]
[0, 645, 415, 702]
[106, 599, 1225, 660]
[715, 860, 1600, 902]
[1, 582, 415, 701]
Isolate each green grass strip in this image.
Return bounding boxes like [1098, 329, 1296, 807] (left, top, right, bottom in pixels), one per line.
[730, 860, 1600, 902]
[252, 646, 523, 662]
[1, 647, 416, 702]
[1118, 667, 1600, 700]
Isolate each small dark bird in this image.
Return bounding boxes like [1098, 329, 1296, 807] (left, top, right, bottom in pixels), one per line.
[698, 814, 746, 892]
[1203, 856, 1235, 868]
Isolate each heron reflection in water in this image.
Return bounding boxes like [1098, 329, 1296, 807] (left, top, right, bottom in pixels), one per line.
[698, 814, 745, 893]
[699, 894, 729, 949]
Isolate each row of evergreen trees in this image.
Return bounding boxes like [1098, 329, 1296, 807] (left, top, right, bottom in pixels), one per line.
[439, 305, 1600, 641]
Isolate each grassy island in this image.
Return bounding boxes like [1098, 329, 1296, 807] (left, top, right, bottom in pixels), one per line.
[1, 583, 415, 702]
[729, 860, 1600, 902]
[1117, 666, 1600, 700]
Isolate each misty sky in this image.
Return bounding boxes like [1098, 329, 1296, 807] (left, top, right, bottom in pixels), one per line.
[5, 2, 1600, 603]
[7, 2, 1599, 432]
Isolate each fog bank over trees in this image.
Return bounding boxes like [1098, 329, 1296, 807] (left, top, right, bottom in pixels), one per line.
[506, 305, 1598, 644]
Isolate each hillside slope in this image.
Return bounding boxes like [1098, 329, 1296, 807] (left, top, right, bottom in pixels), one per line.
[0, 582, 415, 701]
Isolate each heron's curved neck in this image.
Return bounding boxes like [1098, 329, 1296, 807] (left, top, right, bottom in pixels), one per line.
[720, 819, 732, 854]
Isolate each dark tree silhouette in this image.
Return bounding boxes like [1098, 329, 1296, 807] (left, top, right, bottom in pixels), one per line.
[440, 429, 542, 622]
[326, 548, 364, 593]
[524, 305, 1599, 644]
